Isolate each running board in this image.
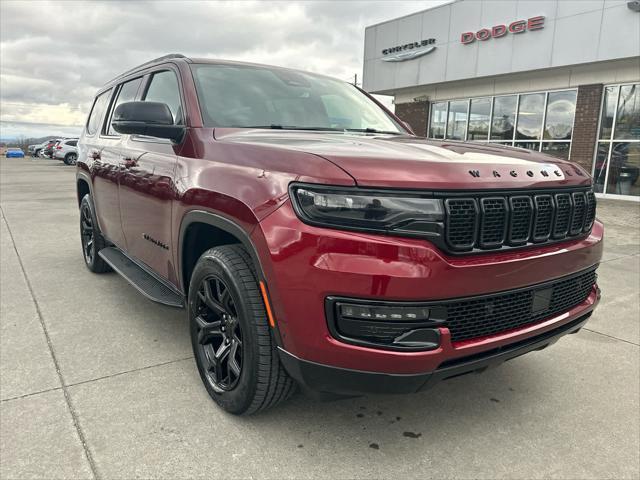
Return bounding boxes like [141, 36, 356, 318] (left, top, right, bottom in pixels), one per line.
[98, 247, 184, 308]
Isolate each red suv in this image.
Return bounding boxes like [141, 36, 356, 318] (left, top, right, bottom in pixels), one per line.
[77, 54, 602, 414]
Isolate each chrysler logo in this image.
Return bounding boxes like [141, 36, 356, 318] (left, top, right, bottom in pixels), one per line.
[382, 39, 436, 62]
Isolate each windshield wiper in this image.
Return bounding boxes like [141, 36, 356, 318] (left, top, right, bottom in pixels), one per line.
[239, 125, 402, 134]
[343, 128, 403, 135]
[241, 125, 344, 132]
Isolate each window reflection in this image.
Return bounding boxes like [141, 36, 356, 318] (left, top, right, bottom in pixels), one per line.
[544, 91, 577, 140]
[491, 96, 517, 140]
[541, 142, 571, 160]
[429, 102, 446, 139]
[593, 143, 609, 193]
[614, 85, 640, 140]
[446, 100, 468, 140]
[468, 98, 491, 141]
[608, 142, 640, 196]
[516, 93, 544, 140]
[599, 86, 618, 140]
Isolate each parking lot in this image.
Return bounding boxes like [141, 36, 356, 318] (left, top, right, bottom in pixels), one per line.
[1, 155, 638, 479]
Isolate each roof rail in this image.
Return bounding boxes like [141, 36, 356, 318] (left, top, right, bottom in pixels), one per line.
[108, 53, 187, 84]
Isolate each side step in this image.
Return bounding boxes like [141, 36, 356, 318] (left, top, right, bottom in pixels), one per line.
[98, 247, 184, 308]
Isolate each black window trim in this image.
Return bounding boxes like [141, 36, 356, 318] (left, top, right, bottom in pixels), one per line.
[100, 75, 145, 139]
[85, 88, 114, 138]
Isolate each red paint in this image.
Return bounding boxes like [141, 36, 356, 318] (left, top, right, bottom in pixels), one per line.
[77, 56, 601, 378]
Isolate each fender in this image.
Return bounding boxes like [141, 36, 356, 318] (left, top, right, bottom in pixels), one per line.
[178, 209, 267, 289]
[178, 209, 283, 345]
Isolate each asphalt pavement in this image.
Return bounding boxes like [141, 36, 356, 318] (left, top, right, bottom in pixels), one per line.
[1, 156, 638, 479]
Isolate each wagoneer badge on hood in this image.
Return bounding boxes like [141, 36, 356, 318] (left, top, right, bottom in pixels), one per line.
[381, 38, 436, 62]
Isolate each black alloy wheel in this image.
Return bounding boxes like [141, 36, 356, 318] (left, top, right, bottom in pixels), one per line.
[188, 245, 295, 414]
[80, 201, 95, 265]
[65, 152, 78, 165]
[193, 275, 243, 392]
[79, 194, 111, 273]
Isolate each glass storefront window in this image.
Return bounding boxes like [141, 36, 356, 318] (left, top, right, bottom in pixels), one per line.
[593, 143, 610, 193]
[607, 142, 640, 196]
[514, 141, 539, 151]
[544, 91, 577, 140]
[491, 96, 517, 140]
[446, 100, 468, 140]
[468, 98, 491, 141]
[429, 102, 446, 139]
[598, 86, 619, 140]
[542, 142, 571, 160]
[516, 93, 544, 140]
[594, 83, 640, 198]
[614, 85, 640, 140]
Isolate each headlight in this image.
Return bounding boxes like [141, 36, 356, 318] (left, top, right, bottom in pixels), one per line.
[290, 184, 444, 237]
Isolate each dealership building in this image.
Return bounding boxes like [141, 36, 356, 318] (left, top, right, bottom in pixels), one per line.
[363, 0, 640, 200]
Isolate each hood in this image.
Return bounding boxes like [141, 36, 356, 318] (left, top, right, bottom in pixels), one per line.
[215, 129, 592, 190]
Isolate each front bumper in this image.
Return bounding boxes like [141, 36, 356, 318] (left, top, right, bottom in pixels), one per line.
[254, 200, 603, 376]
[278, 310, 594, 397]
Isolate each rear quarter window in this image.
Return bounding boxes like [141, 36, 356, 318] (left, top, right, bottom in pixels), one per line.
[86, 89, 112, 136]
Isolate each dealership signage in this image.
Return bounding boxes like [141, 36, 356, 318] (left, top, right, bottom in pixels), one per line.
[381, 38, 436, 62]
[461, 16, 545, 44]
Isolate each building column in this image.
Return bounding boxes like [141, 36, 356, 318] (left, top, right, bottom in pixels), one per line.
[394, 100, 430, 137]
[570, 84, 603, 173]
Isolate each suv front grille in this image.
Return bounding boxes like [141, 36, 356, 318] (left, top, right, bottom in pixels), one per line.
[445, 267, 597, 342]
[444, 189, 596, 252]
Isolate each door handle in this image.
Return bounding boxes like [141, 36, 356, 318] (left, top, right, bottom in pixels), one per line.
[120, 157, 137, 168]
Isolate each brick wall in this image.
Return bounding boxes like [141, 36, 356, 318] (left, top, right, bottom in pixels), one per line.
[394, 100, 429, 137]
[571, 84, 603, 172]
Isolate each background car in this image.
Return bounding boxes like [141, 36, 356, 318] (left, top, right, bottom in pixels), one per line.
[42, 139, 61, 158]
[5, 147, 25, 158]
[53, 138, 79, 165]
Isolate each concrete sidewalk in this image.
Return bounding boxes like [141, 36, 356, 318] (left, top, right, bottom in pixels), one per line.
[1, 156, 638, 479]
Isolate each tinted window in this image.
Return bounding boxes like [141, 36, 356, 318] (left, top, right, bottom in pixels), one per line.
[446, 100, 467, 140]
[516, 93, 544, 140]
[614, 84, 639, 140]
[191, 64, 403, 133]
[143, 71, 183, 124]
[86, 90, 111, 135]
[599, 86, 619, 140]
[491, 96, 516, 140]
[468, 98, 490, 141]
[107, 77, 142, 135]
[429, 102, 447, 139]
[67, 140, 77, 147]
[544, 90, 576, 140]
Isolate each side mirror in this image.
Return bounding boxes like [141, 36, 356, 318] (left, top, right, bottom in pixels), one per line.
[112, 101, 184, 142]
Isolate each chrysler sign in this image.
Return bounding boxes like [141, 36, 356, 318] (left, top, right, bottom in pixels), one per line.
[381, 38, 436, 62]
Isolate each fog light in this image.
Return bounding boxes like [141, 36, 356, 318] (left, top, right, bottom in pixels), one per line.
[328, 299, 447, 351]
[340, 304, 431, 321]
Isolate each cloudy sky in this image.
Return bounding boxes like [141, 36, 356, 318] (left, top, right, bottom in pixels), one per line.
[0, 0, 447, 140]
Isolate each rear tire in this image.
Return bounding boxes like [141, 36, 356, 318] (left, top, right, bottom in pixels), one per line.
[79, 194, 111, 273]
[188, 244, 295, 415]
[64, 152, 77, 165]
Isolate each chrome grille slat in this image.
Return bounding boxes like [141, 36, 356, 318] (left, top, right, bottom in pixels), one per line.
[444, 189, 595, 252]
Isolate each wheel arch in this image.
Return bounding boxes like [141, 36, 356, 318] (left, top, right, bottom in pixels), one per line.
[76, 173, 92, 206]
[178, 210, 266, 295]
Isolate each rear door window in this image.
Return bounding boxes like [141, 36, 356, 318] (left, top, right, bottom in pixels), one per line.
[67, 140, 78, 147]
[143, 70, 183, 124]
[86, 89, 112, 136]
[106, 77, 143, 135]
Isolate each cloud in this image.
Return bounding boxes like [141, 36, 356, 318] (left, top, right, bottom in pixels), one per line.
[0, 0, 446, 138]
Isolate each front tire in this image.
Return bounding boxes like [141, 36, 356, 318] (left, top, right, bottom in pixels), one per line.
[79, 194, 111, 273]
[188, 245, 295, 415]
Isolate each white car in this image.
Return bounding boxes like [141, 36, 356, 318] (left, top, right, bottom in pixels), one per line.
[53, 138, 79, 165]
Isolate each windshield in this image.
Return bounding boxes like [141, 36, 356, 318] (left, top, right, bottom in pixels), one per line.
[191, 64, 404, 134]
